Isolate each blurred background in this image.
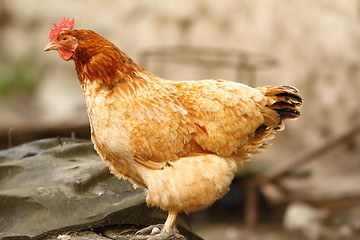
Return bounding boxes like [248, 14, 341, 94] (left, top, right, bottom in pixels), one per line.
[1, 0, 360, 239]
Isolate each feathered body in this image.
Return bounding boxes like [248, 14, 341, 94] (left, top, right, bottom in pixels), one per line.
[45, 18, 302, 238]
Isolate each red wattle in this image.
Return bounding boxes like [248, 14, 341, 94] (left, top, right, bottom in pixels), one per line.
[58, 49, 73, 61]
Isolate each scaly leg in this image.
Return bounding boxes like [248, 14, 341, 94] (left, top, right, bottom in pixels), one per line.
[163, 211, 178, 234]
[131, 211, 187, 240]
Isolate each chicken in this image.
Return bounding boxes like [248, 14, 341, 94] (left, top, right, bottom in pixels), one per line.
[45, 17, 302, 240]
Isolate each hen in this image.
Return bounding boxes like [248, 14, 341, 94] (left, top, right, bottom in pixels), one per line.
[45, 17, 302, 240]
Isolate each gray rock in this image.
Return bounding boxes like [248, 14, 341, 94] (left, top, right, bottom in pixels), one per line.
[0, 138, 202, 240]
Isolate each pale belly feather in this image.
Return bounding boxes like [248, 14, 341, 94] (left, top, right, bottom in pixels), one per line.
[137, 154, 237, 213]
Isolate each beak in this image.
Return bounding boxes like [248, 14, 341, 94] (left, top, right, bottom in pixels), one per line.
[44, 42, 58, 51]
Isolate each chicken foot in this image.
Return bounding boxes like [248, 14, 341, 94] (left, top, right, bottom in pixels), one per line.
[131, 211, 187, 240]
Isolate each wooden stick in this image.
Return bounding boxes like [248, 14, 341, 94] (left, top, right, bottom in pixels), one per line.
[244, 119, 360, 228]
[246, 120, 360, 186]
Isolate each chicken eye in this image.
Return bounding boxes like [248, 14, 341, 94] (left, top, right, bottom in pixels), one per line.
[62, 36, 68, 41]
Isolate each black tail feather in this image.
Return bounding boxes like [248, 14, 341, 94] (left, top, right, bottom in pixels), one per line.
[263, 85, 303, 121]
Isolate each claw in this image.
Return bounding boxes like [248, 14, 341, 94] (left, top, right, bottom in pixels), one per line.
[130, 224, 187, 240]
[133, 224, 164, 236]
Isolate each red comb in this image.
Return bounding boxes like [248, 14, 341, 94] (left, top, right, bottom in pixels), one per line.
[48, 17, 75, 42]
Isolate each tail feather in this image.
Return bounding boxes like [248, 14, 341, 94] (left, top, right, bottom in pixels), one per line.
[262, 85, 303, 121]
[275, 93, 303, 106]
[256, 85, 303, 131]
[244, 85, 302, 156]
[269, 101, 300, 120]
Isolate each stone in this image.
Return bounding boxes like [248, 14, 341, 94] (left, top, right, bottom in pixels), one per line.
[0, 138, 202, 240]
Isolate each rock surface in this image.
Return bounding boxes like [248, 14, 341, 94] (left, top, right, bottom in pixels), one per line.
[0, 138, 202, 240]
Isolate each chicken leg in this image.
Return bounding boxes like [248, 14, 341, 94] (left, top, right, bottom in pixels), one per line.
[131, 211, 187, 240]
